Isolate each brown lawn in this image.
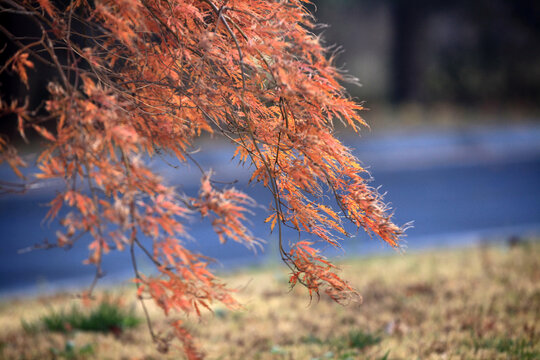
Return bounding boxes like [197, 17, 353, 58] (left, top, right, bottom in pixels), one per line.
[1, 241, 538, 359]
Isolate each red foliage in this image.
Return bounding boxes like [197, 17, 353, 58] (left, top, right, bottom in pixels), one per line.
[0, 0, 405, 357]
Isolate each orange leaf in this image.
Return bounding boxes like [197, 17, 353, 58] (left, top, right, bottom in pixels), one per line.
[12, 52, 34, 88]
[37, 0, 56, 17]
[32, 124, 56, 141]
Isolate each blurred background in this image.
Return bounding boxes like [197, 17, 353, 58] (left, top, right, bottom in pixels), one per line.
[312, 0, 539, 126]
[1, 0, 539, 296]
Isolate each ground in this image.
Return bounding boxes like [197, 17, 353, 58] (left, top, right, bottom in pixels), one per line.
[0, 241, 538, 359]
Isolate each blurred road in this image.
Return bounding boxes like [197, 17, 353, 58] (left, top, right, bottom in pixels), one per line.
[1, 124, 539, 296]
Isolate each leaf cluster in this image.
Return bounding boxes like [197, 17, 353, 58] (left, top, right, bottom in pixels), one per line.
[0, 0, 405, 358]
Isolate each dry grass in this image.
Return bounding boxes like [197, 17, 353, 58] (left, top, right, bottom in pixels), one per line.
[1, 241, 539, 360]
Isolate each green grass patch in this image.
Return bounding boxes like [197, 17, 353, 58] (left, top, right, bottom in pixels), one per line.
[345, 330, 382, 350]
[49, 341, 95, 360]
[23, 298, 141, 334]
[326, 329, 382, 353]
[303, 329, 384, 359]
[472, 337, 539, 359]
[300, 334, 324, 345]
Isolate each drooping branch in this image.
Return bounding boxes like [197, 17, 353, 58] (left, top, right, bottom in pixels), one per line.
[0, 0, 405, 357]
